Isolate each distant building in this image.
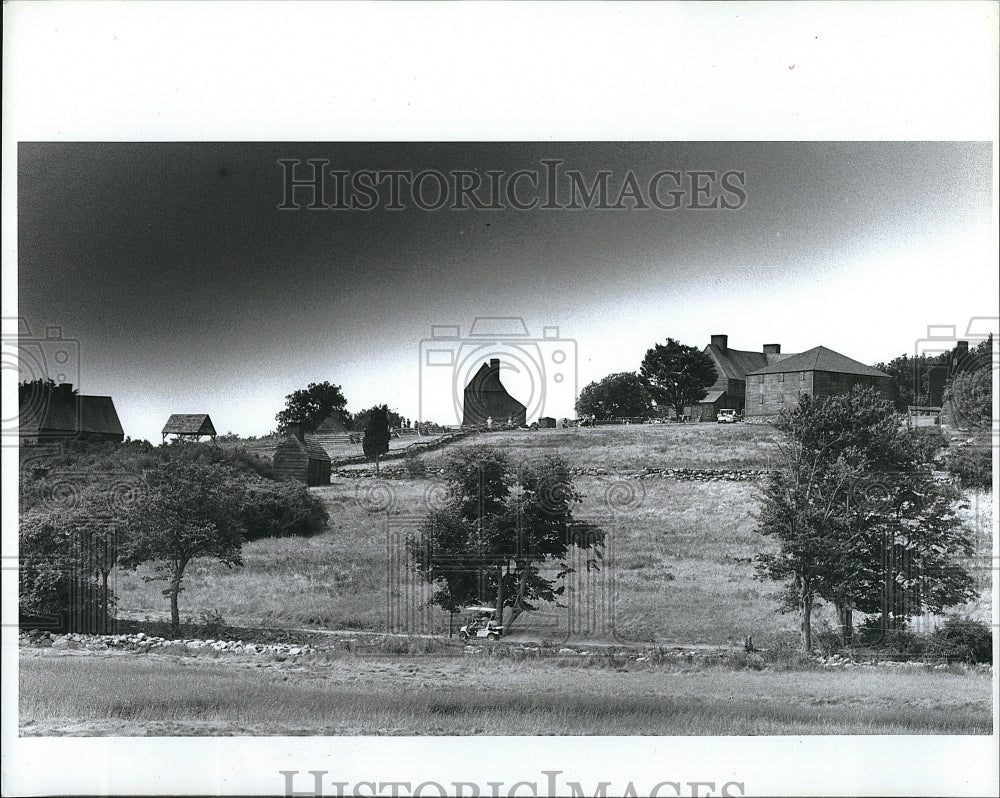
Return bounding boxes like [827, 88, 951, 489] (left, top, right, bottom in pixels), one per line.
[744, 346, 892, 419]
[161, 413, 217, 443]
[695, 334, 791, 421]
[311, 413, 352, 456]
[19, 383, 124, 443]
[537, 416, 557, 428]
[273, 424, 331, 486]
[462, 358, 527, 428]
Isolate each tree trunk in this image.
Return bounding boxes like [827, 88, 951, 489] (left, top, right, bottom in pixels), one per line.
[170, 586, 180, 632]
[836, 600, 854, 647]
[800, 579, 813, 652]
[169, 559, 187, 632]
[494, 563, 505, 630]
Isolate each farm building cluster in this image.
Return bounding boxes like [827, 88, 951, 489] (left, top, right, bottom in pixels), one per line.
[17, 333, 975, 487]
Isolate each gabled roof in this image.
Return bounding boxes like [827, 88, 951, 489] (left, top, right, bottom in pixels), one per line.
[20, 391, 124, 437]
[705, 345, 793, 381]
[700, 390, 726, 404]
[747, 346, 890, 377]
[314, 414, 348, 434]
[162, 414, 217, 436]
[466, 362, 507, 393]
[276, 434, 331, 462]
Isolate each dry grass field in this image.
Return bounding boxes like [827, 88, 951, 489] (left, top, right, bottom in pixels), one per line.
[20, 647, 992, 736]
[25, 423, 994, 737]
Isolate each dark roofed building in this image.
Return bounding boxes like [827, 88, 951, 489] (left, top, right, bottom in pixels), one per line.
[20, 383, 124, 443]
[273, 424, 331, 486]
[161, 414, 217, 443]
[694, 334, 793, 420]
[462, 358, 527, 428]
[745, 345, 892, 418]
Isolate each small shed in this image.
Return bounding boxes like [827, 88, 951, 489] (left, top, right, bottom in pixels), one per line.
[273, 425, 331, 486]
[162, 414, 217, 443]
[537, 416, 557, 428]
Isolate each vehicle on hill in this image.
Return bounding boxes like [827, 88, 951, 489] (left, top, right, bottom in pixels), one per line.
[458, 606, 504, 641]
[717, 409, 739, 424]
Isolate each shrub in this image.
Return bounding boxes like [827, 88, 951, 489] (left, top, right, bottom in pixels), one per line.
[240, 480, 329, 541]
[403, 449, 427, 478]
[927, 616, 992, 663]
[944, 443, 992, 490]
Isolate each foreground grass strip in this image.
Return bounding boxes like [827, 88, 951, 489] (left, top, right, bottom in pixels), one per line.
[20, 654, 991, 736]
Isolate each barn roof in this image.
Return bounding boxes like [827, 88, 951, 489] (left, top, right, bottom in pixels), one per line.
[276, 434, 331, 462]
[162, 414, 217, 436]
[700, 390, 726, 404]
[21, 391, 124, 437]
[705, 345, 793, 380]
[314, 414, 348, 434]
[747, 346, 890, 377]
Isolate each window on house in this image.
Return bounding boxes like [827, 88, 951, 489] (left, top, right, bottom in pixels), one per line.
[759, 393, 764, 404]
[800, 371, 805, 381]
[779, 373, 784, 382]
[778, 393, 784, 403]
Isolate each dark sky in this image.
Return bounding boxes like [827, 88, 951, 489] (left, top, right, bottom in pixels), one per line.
[17, 142, 995, 439]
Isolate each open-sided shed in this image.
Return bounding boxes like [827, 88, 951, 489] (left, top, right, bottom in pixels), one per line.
[161, 414, 217, 443]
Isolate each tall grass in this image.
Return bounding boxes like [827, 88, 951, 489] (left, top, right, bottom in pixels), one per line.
[20, 654, 991, 736]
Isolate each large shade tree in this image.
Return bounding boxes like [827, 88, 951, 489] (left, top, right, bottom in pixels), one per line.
[575, 372, 653, 420]
[275, 381, 349, 435]
[639, 338, 718, 420]
[408, 447, 604, 629]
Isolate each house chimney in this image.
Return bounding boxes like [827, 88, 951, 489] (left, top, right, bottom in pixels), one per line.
[953, 340, 969, 366]
[763, 344, 781, 355]
[489, 358, 500, 374]
[710, 334, 728, 352]
[286, 423, 304, 442]
[55, 382, 74, 398]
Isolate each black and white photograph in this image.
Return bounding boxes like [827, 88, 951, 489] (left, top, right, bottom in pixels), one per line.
[2, 2, 998, 797]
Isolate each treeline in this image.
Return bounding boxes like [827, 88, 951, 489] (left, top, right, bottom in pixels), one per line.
[19, 440, 329, 631]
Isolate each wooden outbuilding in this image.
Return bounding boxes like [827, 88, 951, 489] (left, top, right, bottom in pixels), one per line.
[161, 414, 217, 443]
[19, 383, 124, 444]
[273, 424, 331, 486]
[462, 358, 527, 427]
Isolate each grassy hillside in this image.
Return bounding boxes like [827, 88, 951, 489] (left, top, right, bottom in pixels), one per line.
[112, 423, 992, 646]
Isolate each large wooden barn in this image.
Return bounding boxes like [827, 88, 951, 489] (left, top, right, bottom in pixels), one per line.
[273, 424, 331, 486]
[744, 346, 892, 418]
[461, 358, 527, 427]
[19, 383, 124, 443]
[694, 334, 791, 421]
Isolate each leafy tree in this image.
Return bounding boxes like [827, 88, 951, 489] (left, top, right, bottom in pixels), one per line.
[408, 446, 604, 629]
[362, 404, 391, 474]
[351, 405, 404, 432]
[275, 381, 349, 435]
[118, 457, 248, 631]
[639, 338, 718, 420]
[755, 387, 976, 651]
[575, 372, 653, 419]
